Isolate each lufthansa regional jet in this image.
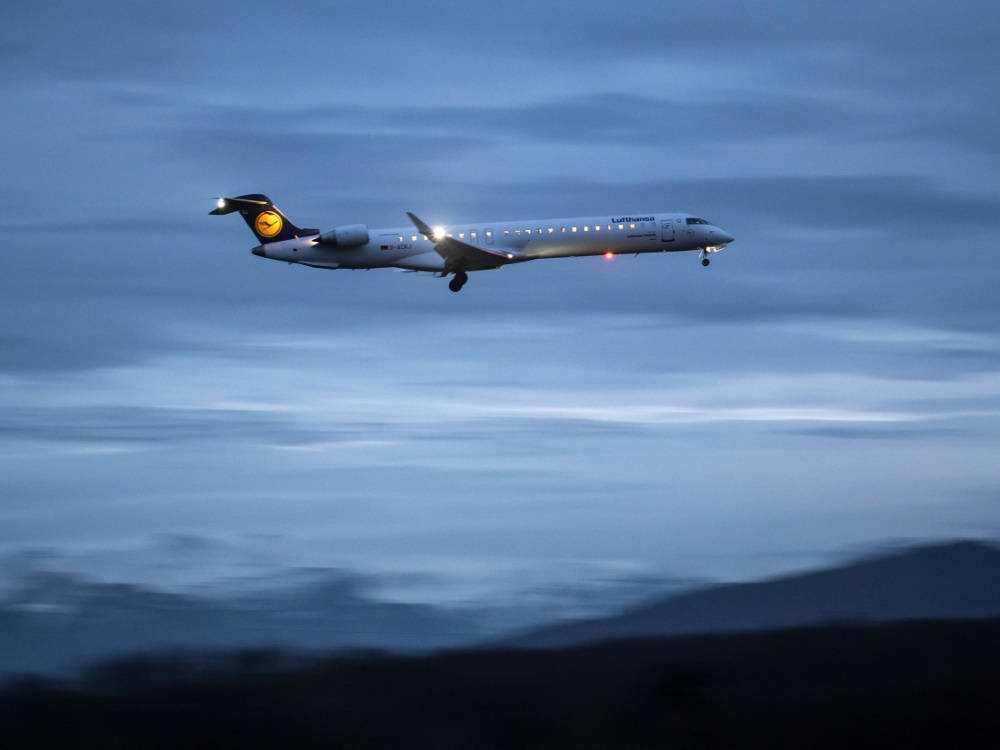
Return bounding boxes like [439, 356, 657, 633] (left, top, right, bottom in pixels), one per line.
[211, 194, 735, 292]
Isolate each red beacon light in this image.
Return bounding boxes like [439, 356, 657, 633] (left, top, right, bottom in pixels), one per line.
[604, 251, 614, 259]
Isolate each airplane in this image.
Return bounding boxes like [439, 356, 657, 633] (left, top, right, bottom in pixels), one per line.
[210, 194, 735, 292]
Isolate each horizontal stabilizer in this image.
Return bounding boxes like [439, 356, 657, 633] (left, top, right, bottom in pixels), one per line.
[209, 196, 268, 215]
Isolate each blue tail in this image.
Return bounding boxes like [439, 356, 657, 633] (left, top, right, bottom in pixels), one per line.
[210, 194, 319, 244]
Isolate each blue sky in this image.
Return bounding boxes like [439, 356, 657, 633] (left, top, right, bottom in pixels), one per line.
[2, 0, 999, 609]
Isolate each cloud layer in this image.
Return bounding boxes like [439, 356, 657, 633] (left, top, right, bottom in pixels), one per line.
[1, 0, 999, 603]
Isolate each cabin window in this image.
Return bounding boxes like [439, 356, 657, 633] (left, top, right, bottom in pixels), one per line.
[548, 228, 554, 233]
[595, 225, 601, 232]
[471, 231, 477, 238]
[504, 230, 509, 236]
[459, 233, 465, 238]
[397, 236, 403, 242]
[526, 229, 532, 234]
[618, 224, 624, 230]
[537, 228, 542, 234]
[583, 226, 589, 232]
[572, 227, 577, 232]
[411, 235, 418, 241]
[630, 223, 635, 229]
[561, 227, 566, 233]
[515, 229, 521, 235]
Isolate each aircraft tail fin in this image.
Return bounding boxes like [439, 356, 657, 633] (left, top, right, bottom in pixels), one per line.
[210, 194, 319, 244]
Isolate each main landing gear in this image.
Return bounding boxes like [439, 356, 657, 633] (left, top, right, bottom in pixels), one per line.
[448, 271, 468, 293]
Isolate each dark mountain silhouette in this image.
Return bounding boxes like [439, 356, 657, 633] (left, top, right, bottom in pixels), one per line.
[4, 619, 1000, 749]
[512, 540, 1000, 647]
[0, 571, 485, 678]
[4, 539, 1000, 679]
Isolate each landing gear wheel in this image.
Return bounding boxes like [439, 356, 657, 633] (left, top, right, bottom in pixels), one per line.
[701, 258, 710, 267]
[449, 271, 469, 292]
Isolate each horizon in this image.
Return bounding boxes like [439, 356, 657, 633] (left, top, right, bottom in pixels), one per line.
[4, 535, 1000, 682]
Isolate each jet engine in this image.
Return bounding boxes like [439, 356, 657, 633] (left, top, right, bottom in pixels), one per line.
[315, 224, 370, 247]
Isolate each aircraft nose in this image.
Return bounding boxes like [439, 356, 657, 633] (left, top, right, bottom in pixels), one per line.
[717, 229, 735, 244]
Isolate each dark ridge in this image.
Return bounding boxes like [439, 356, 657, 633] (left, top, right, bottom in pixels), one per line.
[4, 539, 999, 681]
[2, 619, 999, 749]
[511, 539, 1000, 648]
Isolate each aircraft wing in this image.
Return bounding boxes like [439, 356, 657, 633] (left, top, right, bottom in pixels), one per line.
[407, 212, 520, 272]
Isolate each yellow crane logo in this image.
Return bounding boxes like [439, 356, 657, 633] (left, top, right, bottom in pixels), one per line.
[255, 211, 283, 238]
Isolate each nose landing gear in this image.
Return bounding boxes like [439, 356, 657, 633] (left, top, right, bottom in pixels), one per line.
[699, 249, 711, 267]
[448, 271, 469, 292]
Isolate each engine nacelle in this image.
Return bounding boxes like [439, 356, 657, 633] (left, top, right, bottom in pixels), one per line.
[316, 224, 370, 248]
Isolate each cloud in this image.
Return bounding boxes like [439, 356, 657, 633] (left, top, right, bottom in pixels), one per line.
[0, 403, 394, 449]
[786, 424, 977, 442]
[168, 91, 880, 149]
[2, 0, 1000, 613]
[0, 315, 176, 375]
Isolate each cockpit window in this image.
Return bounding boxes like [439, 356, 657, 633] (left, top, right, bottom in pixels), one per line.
[685, 217, 710, 225]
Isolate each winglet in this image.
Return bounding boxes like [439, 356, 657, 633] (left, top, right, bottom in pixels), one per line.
[406, 212, 436, 239]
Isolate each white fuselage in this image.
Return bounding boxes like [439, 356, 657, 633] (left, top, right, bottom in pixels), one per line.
[253, 212, 735, 272]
